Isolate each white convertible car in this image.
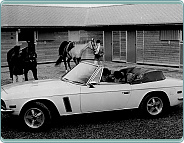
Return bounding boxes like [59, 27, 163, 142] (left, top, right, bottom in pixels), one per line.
[1, 62, 183, 130]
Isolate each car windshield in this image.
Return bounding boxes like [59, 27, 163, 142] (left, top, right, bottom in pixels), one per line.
[62, 62, 98, 84]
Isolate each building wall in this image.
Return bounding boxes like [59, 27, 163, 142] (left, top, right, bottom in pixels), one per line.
[1, 31, 16, 66]
[36, 30, 103, 63]
[36, 30, 68, 63]
[1, 29, 103, 66]
[111, 29, 182, 67]
[1, 27, 182, 67]
[136, 30, 180, 66]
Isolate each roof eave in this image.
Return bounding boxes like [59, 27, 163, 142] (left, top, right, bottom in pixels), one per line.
[86, 23, 183, 27]
[1, 23, 183, 29]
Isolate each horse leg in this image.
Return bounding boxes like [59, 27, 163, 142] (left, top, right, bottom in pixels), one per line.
[24, 69, 29, 81]
[63, 57, 68, 73]
[73, 57, 77, 65]
[8, 63, 13, 79]
[74, 57, 81, 65]
[76, 57, 81, 65]
[55, 56, 63, 66]
[32, 68, 38, 80]
[67, 58, 72, 70]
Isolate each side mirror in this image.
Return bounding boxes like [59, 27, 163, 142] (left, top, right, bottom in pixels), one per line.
[89, 81, 98, 85]
[87, 81, 97, 88]
[87, 83, 95, 88]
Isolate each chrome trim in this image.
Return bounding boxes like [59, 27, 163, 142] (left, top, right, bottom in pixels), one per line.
[178, 97, 183, 101]
[1, 108, 14, 113]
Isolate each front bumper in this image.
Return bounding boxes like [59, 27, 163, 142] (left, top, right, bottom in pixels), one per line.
[1, 99, 14, 114]
[178, 97, 183, 101]
[1, 108, 14, 114]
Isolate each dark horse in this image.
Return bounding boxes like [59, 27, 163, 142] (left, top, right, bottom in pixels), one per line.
[55, 41, 75, 72]
[55, 39, 96, 72]
[7, 42, 38, 81]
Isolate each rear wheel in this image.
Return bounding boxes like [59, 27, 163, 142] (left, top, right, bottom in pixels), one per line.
[140, 95, 167, 117]
[21, 102, 51, 130]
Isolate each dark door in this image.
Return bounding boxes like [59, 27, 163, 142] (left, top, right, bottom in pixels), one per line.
[127, 31, 136, 63]
[104, 31, 112, 61]
[180, 42, 183, 67]
[18, 29, 34, 42]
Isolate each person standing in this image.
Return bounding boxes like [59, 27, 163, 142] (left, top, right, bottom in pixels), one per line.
[11, 45, 24, 83]
[94, 40, 104, 65]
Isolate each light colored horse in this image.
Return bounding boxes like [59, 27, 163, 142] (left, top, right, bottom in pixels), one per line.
[55, 39, 96, 72]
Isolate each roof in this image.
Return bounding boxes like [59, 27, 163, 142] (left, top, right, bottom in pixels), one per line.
[1, 4, 183, 27]
[86, 4, 183, 25]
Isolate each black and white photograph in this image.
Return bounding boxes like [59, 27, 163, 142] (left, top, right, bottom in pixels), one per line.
[1, 2, 183, 141]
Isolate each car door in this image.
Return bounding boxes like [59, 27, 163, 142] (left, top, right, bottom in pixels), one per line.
[80, 83, 131, 113]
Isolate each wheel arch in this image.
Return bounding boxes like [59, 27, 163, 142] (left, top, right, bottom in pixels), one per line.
[20, 99, 60, 119]
[139, 91, 170, 109]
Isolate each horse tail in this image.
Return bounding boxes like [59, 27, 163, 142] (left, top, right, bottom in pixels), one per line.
[55, 41, 69, 66]
[55, 56, 63, 66]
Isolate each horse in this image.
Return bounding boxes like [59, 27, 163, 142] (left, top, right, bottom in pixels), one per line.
[55, 41, 75, 70]
[55, 39, 96, 72]
[7, 43, 38, 82]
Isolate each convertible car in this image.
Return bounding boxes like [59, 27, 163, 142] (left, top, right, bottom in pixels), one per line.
[1, 62, 183, 130]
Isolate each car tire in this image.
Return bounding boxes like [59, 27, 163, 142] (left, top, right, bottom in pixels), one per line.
[20, 102, 51, 131]
[140, 94, 167, 117]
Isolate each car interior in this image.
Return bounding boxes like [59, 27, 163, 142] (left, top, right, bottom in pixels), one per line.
[100, 66, 166, 85]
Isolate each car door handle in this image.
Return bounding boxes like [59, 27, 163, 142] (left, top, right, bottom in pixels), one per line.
[123, 91, 130, 94]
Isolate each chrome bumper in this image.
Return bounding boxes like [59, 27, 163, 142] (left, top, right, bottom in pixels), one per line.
[1, 108, 14, 114]
[178, 97, 183, 101]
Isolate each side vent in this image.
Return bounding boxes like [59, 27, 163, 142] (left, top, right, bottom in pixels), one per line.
[177, 91, 182, 94]
[63, 97, 72, 112]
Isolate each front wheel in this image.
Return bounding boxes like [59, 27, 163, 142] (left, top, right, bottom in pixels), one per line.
[140, 95, 167, 117]
[20, 102, 51, 130]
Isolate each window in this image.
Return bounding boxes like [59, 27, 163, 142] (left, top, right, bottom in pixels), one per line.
[180, 30, 183, 42]
[68, 31, 80, 41]
[160, 30, 181, 41]
[62, 62, 97, 84]
[38, 32, 55, 41]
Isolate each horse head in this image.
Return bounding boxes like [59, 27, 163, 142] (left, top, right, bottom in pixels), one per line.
[67, 41, 75, 52]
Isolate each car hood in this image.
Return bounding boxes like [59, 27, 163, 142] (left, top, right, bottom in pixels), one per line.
[1, 79, 81, 100]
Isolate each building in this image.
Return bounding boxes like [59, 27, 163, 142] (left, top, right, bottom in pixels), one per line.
[1, 4, 183, 67]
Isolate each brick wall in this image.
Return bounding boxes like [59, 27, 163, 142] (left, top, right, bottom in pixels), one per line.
[1, 31, 22, 66]
[137, 30, 180, 66]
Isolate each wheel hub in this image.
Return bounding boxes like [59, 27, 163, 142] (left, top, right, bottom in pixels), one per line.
[147, 97, 163, 116]
[24, 108, 45, 129]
